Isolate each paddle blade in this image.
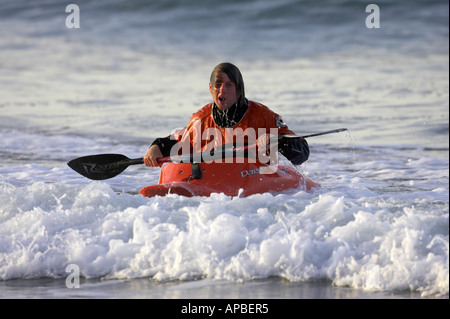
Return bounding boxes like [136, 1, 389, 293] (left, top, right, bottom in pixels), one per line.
[67, 154, 131, 180]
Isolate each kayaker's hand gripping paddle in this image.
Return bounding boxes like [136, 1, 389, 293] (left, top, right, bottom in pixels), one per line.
[67, 128, 348, 180]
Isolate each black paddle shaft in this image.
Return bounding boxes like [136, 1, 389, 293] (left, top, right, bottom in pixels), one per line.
[67, 128, 348, 180]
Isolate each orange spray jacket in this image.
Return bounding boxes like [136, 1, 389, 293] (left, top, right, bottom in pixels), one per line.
[153, 100, 310, 165]
[181, 101, 293, 148]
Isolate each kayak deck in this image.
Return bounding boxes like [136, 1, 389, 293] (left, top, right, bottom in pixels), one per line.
[139, 160, 320, 198]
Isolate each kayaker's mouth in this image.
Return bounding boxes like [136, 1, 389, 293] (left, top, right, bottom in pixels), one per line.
[218, 96, 225, 102]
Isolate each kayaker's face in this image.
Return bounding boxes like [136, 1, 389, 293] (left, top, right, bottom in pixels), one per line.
[209, 72, 238, 111]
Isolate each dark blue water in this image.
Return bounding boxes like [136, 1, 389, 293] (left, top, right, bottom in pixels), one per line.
[2, 0, 448, 59]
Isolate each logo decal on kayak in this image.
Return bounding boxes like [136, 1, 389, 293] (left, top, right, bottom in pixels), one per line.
[240, 168, 260, 178]
[241, 166, 289, 177]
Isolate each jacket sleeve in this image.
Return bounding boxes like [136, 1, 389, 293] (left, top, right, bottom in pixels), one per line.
[278, 136, 310, 165]
[150, 135, 178, 157]
[268, 111, 310, 165]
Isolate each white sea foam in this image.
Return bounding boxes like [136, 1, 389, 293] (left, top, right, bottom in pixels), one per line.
[0, 143, 448, 297]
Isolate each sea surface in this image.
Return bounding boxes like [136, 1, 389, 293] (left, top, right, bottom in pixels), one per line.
[0, 0, 448, 299]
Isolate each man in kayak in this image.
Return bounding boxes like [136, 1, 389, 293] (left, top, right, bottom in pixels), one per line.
[143, 62, 309, 167]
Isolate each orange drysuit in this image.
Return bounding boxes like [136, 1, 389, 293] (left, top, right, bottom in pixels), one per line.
[176, 100, 294, 152]
[152, 100, 309, 165]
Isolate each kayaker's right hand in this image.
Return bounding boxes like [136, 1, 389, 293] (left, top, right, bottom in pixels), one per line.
[144, 145, 164, 167]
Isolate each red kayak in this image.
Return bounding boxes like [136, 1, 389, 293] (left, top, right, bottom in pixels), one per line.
[139, 159, 320, 198]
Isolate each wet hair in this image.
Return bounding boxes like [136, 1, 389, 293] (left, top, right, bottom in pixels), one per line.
[210, 62, 246, 106]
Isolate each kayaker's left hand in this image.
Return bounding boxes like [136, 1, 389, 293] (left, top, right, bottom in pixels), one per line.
[257, 133, 277, 151]
[257, 133, 279, 174]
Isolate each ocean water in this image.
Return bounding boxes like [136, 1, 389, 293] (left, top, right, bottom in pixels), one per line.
[0, 0, 448, 299]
